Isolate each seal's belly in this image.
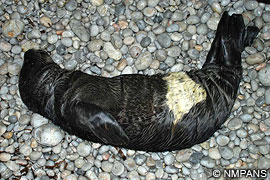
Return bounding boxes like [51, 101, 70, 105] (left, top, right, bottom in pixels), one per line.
[163, 72, 207, 125]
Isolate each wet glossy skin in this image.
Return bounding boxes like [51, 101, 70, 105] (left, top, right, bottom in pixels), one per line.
[19, 12, 259, 152]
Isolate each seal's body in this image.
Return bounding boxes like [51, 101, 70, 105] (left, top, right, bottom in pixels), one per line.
[19, 12, 259, 152]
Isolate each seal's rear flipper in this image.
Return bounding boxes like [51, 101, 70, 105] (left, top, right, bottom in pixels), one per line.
[74, 102, 129, 146]
[203, 12, 259, 68]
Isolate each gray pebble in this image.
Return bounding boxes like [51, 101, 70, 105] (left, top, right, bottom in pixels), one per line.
[186, 15, 200, 25]
[227, 118, 242, 130]
[19, 144, 32, 157]
[258, 65, 270, 86]
[112, 161, 125, 176]
[219, 147, 233, 160]
[11, 45, 22, 54]
[157, 34, 171, 48]
[77, 142, 91, 157]
[200, 157, 215, 168]
[140, 37, 151, 48]
[64, 59, 77, 70]
[167, 46, 181, 57]
[258, 157, 270, 169]
[135, 51, 152, 70]
[70, 20, 90, 42]
[164, 153, 175, 165]
[244, 1, 258, 10]
[101, 161, 113, 172]
[56, 45, 67, 55]
[2, 19, 24, 38]
[0, 41, 12, 52]
[197, 24, 208, 35]
[216, 135, 230, 146]
[48, 34, 58, 44]
[165, 165, 178, 174]
[134, 154, 146, 165]
[246, 52, 265, 65]
[207, 17, 219, 30]
[61, 38, 73, 47]
[124, 158, 136, 171]
[65, 0, 77, 11]
[33, 124, 64, 146]
[262, 12, 270, 23]
[166, 24, 179, 33]
[265, 89, 270, 104]
[201, 13, 211, 24]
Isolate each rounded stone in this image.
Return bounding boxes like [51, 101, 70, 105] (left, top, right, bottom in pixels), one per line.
[209, 148, 221, 160]
[258, 65, 270, 86]
[246, 53, 265, 65]
[33, 124, 64, 146]
[262, 12, 270, 23]
[77, 142, 91, 157]
[61, 38, 73, 47]
[219, 147, 233, 160]
[227, 118, 243, 130]
[207, 17, 220, 30]
[0, 41, 12, 52]
[200, 157, 215, 168]
[104, 42, 122, 61]
[244, 1, 258, 10]
[112, 161, 125, 176]
[135, 51, 152, 70]
[157, 34, 171, 48]
[2, 19, 24, 38]
[186, 15, 200, 25]
[65, 0, 77, 11]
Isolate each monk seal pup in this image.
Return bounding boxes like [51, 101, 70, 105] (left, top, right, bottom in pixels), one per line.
[19, 12, 259, 152]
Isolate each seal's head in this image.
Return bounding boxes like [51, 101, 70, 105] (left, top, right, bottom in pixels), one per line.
[23, 49, 53, 65]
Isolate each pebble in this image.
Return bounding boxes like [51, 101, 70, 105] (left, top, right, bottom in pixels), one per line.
[77, 142, 91, 157]
[40, 16, 52, 27]
[164, 153, 175, 165]
[167, 46, 181, 57]
[19, 144, 32, 156]
[265, 89, 270, 104]
[219, 147, 234, 160]
[135, 51, 152, 70]
[91, 0, 104, 6]
[70, 20, 90, 42]
[209, 148, 221, 160]
[200, 157, 215, 168]
[48, 34, 58, 44]
[61, 38, 73, 47]
[258, 65, 270, 86]
[0, 153, 11, 162]
[2, 19, 24, 38]
[244, 1, 258, 10]
[227, 118, 243, 130]
[112, 161, 124, 176]
[186, 15, 200, 25]
[31, 113, 49, 128]
[246, 53, 265, 65]
[65, 0, 77, 11]
[33, 124, 64, 146]
[157, 34, 171, 48]
[258, 157, 270, 169]
[104, 42, 122, 60]
[0, 41, 12, 52]
[262, 12, 270, 23]
[207, 17, 220, 30]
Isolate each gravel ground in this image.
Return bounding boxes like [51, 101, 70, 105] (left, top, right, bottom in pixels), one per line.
[0, 0, 270, 179]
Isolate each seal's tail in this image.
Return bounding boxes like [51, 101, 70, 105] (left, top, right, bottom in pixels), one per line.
[203, 11, 259, 68]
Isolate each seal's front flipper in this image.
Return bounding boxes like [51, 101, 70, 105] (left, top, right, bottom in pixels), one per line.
[74, 102, 129, 146]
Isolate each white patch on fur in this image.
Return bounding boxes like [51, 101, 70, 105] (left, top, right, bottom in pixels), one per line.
[163, 72, 207, 126]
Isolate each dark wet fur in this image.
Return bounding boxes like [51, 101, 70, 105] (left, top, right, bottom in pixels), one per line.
[19, 12, 259, 152]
